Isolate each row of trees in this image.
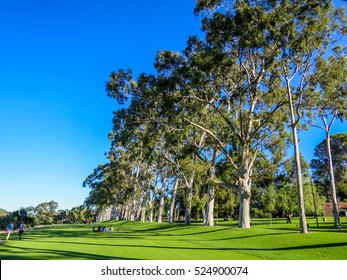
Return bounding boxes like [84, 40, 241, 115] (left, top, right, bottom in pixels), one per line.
[83, 0, 347, 233]
[0, 201, 95, 230]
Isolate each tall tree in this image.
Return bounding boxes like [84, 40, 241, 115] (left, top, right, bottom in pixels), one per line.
[273, 0, 343, 233]
[311, 133, 347, 202]
[155, 0, 290, 228]
[306, 48, 347, 228]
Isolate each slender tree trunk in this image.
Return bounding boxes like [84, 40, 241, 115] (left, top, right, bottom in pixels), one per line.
[184, 173, 195, 225]
[129, 161, 141, 221]
[121, 205, 127, 220]
[326, 132, 342, 228]
[140, 206, 146, 222]
[110, 206, 118, 220]
[148, 176, 159, 223]
[98, 206, 112, 221]
[169, 178, 179, 224]
[286, 76, 308, 234]
[205, 185, 215, 226]
[148, 190, 154, 223]
[177, 197, 181, 223]
[158, 173, 167, 223]
[129, 182, 137, 220]
[292, 126, 308, 233]
[202, 207, 206, 223]
[205, 149, 217, 226]
[115, 205, 122, 220]
[141, 180, 151, 223]
[135, 185, 145, 221]
[124, 204, 130, 221]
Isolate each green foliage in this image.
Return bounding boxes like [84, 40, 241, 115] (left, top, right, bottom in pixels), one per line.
[216, 187, 238, 220]
[33, 201, 59, 225]
[311, 133, 347, 200]
[303, 183, 325, 216]
[0, 208, 8, 217]
[262, 184, 277, 213]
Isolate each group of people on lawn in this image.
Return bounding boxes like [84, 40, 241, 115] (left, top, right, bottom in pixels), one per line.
[4, 221, 114, 242]
[5, 221, 26, 240]
[92, 225, 113, 232]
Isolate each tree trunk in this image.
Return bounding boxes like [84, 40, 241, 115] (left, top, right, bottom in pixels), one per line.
[97, 206, 112, 221]
[286, 77, 308, 234]
[184, 173, 195, 225]
[169, 178, 179, 224]
[238, 176, 251, 228]
[123, 204, 129, 220]
[148, 177, 159, 223]
[140, 206, 146, 222]
[205, 185, 215, 226]
[110, 205, 120, 220]
[286, 212, 293, 224]
[129, 161, 141, 221]
[205, 149, 217, 226]
[237, 145, 253, 228]
[135, 185, 145, 221]
[292, 125, 308, 233]
[158, 173, 167, 223]
[326, 132, 342, 228]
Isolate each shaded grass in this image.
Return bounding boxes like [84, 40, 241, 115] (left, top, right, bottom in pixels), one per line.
[0, 217, 346, 260]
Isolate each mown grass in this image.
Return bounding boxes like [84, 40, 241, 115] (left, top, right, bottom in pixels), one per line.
[0, 217, 346, 260]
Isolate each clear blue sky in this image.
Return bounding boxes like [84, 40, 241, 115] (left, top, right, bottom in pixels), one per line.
[0, 0, 346, 212]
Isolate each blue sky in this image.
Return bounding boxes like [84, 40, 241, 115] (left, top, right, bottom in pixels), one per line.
[0, 0, 346, 212]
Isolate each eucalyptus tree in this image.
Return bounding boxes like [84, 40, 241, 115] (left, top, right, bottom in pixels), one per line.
[56, 209, 68, 224]
[83, 151, 134, 221]
[160, 130, 210, 225]
[154, 2, 290, 229]
[106, 68, 212, 225]
[305, 49, 347, 228]
[34, 201, 58, 225]
[67, 206, 87, 223]
[203, 148, 220, 226]
[169, 177, 180, 224]
[195, 0, 345, 233]
[264, 0, 344, 233]
[109, 115, 147, 221]
[83, 164, 120, 220]
[311, 133, 347, 201]
[105, 78, 167, 222]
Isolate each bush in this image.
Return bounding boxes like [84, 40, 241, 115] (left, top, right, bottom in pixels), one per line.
[251, 208, 265, 218]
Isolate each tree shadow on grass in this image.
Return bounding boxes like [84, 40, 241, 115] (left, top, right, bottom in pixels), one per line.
[20, 230, 297, 248]
[22, 229, 295, 243]
[2, 240, 346, 260]
[23, 226, 232, 239]
[0, 244, 143, 260]
[19, 235, 347, 251]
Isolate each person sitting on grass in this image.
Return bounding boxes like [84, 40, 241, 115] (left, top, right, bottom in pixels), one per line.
[97, 226, 102, 232]
[108, 225, 113, 232]
[101, 226, 107, 232]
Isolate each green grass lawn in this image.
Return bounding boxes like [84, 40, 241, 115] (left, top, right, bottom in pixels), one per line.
[1, 217, 346, 260]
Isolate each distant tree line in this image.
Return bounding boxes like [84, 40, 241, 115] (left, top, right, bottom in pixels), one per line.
[83, 0, 347, 233]
[0, 201, 95, 230]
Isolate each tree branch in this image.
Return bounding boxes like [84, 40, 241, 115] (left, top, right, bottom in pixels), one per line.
[213, 179, 239, 190]
[182, 118, 239, 171]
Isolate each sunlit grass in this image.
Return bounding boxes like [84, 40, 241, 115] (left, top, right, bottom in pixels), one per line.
[0, 217, 346, 260]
